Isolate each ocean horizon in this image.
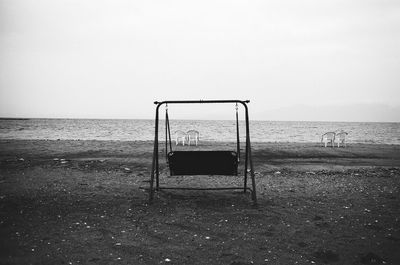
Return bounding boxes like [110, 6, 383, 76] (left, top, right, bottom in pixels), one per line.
[1, 118, 400, 145]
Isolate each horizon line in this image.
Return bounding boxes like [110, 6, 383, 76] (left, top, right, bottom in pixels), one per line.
[1, 116, 399, 123]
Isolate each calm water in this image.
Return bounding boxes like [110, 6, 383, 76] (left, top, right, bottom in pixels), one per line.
[0, 119, 399, 144]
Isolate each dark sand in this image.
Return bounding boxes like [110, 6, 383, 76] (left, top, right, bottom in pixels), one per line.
[0, 140, 399, 264]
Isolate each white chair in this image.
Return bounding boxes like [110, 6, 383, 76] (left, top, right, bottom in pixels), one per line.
[321, 132, 335, 147]
[186, 130, 200, 146]
[174, 130, 187, 146]
[335, 131, 348, 147]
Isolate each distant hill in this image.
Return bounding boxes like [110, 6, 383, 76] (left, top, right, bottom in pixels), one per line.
[0, 118, 30, 120]
[255, 103, 400, 122]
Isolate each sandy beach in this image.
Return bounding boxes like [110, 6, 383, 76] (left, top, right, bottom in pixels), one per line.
[1, 139, 400, 264]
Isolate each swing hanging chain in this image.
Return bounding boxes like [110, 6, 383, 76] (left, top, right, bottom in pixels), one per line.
[165, 104, 168, 163]
[165, 104, 172, 164]
[236, 103, 240, 163]
[167, 105, 172, 152]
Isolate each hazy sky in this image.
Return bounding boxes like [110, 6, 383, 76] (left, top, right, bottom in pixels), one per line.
[1, 0, 399, 121]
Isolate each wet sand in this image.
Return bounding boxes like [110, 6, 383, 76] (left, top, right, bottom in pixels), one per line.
[0, 140, 400, 264]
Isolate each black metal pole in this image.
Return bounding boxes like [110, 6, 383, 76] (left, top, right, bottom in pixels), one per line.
[149, 105, 160, 202]
[249, 145, 257, 204]
[154, 100, 250, 105]
[243, 104, 249, 193]
[245, 107, 257, 204]
[149, 151, 156, 203]
[155, 105, 160, 190]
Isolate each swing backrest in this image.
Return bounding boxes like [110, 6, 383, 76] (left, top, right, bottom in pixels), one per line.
[168, 151, 238, 176]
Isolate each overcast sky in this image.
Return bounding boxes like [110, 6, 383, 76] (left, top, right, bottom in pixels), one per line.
[1, 0, 399, 121]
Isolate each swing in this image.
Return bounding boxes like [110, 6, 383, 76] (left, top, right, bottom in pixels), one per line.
[149, 100, 257, 204]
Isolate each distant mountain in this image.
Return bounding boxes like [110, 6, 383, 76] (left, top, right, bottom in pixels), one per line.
[0, 117, 30, 120]
[255, 103, 400, 122]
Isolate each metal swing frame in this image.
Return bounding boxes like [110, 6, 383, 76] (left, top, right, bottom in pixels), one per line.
[149, 100, 257, 204]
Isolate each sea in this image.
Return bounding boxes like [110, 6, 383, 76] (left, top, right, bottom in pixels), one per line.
[0, 119, 399, 144]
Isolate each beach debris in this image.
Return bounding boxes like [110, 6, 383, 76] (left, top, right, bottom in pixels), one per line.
[313, 215, 323, 221]
[124, 167, 132, 173]
[56, 158, 69, 164]
[306, 171, 316, 175]
[165, 258, 171, 262]
[313, 249, 339, 263]
[360, 252, 386, 264]
[18, 158, 24, 161]
[274, 171, 281, 175]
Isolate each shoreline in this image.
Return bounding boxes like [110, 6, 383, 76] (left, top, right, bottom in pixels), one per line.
[2, 138, 400, 145]
[1, 139, 400, 173]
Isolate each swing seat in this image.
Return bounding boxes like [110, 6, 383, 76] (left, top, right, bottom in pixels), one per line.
[168, 151, 238, 176]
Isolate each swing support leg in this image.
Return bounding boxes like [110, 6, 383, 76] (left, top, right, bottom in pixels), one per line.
[149, 154, 155, 202]
[243, 103, 257, 204]
[248, 141, 257, 204]
[149, 104, 161, 203]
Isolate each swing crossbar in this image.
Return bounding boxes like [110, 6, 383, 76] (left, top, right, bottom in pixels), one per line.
[168, 151, 238, 176]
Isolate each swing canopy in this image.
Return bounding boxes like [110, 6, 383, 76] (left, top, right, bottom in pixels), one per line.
[149, 100, 257, 204]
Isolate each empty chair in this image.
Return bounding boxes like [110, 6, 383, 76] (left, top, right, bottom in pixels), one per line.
[174, 130, 187, 145]
[321, 132, 335, 147]
[336, 131, 348, 147]
[186, 130, 200, 146]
